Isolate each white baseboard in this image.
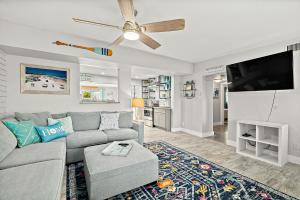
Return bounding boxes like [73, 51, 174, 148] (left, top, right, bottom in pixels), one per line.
[202, 131, 215, 137]
[226, 139, 300, 165]
[171, 128, 182, 132]
[226, 139, 236, 147]
[288, 155, 300, 165]
[213, 122, 224, 126]
[171, 128, 214, 138]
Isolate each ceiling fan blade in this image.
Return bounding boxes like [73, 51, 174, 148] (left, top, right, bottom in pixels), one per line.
[118, 0, 135, 22]
[141, 19, 185, 32]
[72, 18, 121, 30]
[139, 33, 161, 49]
[109, 35, 124, 48]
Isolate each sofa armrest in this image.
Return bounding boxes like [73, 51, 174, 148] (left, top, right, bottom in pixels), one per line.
[132, 121, 144, 144]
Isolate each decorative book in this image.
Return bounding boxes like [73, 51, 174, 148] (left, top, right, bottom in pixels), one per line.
[101, 141, 133, 157]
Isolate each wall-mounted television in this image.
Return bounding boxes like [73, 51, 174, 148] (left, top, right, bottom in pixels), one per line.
[226, 51, 294, 92]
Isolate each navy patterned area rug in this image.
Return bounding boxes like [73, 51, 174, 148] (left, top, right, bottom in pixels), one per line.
[67, 141, 298, 200]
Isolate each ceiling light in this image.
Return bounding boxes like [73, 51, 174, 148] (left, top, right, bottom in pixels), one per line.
[123, 31, 139, 40]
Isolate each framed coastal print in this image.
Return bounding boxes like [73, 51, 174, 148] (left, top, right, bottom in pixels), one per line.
[20, 63, 70, 95]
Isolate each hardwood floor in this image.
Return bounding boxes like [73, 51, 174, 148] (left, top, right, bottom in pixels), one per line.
[208, 124, 228, 144]
[144, 126, 300, 199]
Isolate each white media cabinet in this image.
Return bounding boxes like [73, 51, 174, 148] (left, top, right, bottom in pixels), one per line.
[236, 120, 288, 167]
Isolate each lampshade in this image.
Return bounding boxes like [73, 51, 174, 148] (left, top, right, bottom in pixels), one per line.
[131, 98, 144, 108]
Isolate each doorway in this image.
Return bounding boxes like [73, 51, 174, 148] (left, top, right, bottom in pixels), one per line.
[209, 74, 228, 144]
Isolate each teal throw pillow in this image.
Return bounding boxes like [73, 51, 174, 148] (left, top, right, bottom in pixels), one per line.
[35, 122, 67, 142]
[3, 120, 41, 148]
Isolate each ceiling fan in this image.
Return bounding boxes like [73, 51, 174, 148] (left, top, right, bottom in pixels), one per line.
[72, 0, 185, 50]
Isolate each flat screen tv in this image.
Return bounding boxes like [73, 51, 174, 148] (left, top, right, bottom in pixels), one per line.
[226, 51, 294, 92]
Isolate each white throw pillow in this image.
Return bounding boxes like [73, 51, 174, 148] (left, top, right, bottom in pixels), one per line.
[48, 116, 74, 134]
[99, 113, 120, 130]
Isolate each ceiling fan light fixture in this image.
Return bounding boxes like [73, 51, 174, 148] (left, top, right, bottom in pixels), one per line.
[123, 31, 139, 40]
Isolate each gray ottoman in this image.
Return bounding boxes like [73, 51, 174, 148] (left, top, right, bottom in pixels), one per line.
[83, 140, 158, 200]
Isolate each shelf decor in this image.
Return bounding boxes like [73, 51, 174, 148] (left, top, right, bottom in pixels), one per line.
[183, 80, 196, 99]
[159, 75, 171, 99]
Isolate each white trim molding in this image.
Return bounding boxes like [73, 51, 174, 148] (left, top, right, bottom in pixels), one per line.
[202, 131, 215, 137]
[171, 128, 182, 132]
[288, 155, 300, 165]
[172, 128, 214, 138]
[226, 139, 236, 147]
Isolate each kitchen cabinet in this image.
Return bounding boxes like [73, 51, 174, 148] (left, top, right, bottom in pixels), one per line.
[153, 107, 171, 131]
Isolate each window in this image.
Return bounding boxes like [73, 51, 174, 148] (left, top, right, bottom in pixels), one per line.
[80, 66, 119, 103]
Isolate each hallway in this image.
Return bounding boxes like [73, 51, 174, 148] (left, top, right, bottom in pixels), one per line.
[208, 124, 228, 144]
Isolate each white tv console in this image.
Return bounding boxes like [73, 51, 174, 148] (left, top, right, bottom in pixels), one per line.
[236, 120, 288, 167]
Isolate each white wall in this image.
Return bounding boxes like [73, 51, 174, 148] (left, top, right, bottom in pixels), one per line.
[171, 75, 182, 130]
[0, 49, 7, 112]
[131, 79, 142, 98]
[174, 70, 215, 136]
[228, 51, 300, 157]
[180, 73, 204, 134]
[6, 54, 132, 113]
[194, 43, 300, 158]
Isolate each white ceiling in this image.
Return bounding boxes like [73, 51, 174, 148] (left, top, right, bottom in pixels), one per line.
[1, 0, 300, 63]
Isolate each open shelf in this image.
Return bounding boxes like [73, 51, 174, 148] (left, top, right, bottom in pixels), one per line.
[236, 120, 288, 167]
[257, 142, 279, 164]
[258, 138, 278, 146]
[257, 126, 279, 146]
[239, 135, 256, 142]
[238, 123, 257, 139]
[237, 138, 256, 158]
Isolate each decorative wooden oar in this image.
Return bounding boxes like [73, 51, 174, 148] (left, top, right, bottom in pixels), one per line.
[53, 41, 112, 56]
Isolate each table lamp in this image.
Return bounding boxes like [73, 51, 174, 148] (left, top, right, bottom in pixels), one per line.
[131, 98, 144, 121]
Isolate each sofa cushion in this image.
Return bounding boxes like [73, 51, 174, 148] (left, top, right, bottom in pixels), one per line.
[48, 116, 74, 134]
[66, 130, 108, 149]
[50, 137, 66, 144]
[3, 120, 41, 148]
[0, 142, 66, 170]
[0, 113, 16, 121]
[0, 160, 64, 200]
[0, 122, 17, 162]
[67, 112, 101, 131]
[119, 111, 133, 128]
[99, 112, 120, 130]
[35, 122, 68, 143]
[103, 128, 138, 142]
[51, 112, 67, 119]
[15, 112, 50, 126]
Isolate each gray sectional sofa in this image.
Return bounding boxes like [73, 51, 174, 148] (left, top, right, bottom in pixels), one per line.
[0, 111, 144, 200]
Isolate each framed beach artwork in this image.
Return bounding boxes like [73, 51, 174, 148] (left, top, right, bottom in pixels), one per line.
[20, 63, 70, 95]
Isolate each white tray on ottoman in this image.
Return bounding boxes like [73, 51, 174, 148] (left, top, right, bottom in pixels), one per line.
[83, 140, 159, 200]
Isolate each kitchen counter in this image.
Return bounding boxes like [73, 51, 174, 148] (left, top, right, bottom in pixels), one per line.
[153, 107, 171, 109]
[153, 107, 171, 131]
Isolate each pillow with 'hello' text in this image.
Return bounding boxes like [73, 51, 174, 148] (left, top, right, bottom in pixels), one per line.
[35, 122, 67, 143]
